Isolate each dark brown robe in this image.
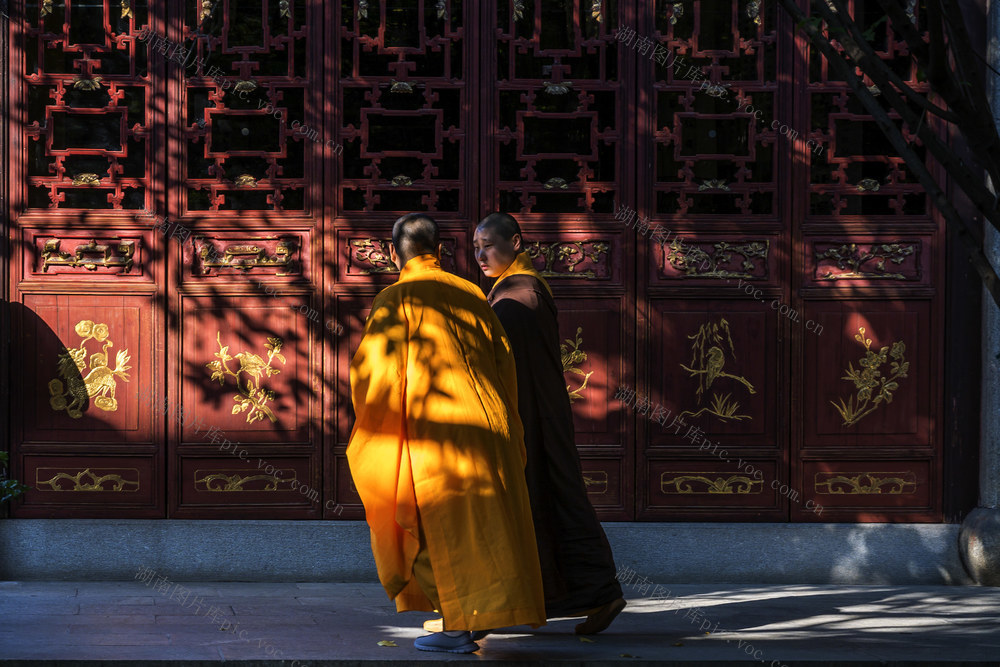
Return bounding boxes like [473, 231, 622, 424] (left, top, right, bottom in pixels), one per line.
[487, 264, 622, 617]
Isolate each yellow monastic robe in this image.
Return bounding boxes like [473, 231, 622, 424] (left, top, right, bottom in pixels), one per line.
[347, 253, 546, 632]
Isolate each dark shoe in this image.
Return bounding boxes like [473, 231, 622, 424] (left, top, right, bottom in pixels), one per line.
[470, 629, 493, 641]
[575, 597, 626, 635]
[414, 631, 479, 653]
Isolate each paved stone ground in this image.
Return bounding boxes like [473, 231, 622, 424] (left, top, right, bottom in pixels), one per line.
[1, 582, 998, 665]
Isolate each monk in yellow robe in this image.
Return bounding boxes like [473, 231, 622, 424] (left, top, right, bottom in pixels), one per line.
[347, 212, 546, 653]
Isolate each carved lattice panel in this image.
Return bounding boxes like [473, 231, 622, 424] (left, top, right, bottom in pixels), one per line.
[806, 0, 930, 217]
[337, 1, 469, 214]
[181, 0, 316, 212]
[650, 0, 779, 216]
[492, 0, 622, 215]
[20, 0, 151, 211]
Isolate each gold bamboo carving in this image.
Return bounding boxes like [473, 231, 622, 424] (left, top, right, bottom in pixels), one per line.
[679, 318, 756, 422]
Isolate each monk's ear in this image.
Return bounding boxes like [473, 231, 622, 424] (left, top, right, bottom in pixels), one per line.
[388, 242, 402, 270]
[435, 243, 443, 260]
[511, 233, 523, 252]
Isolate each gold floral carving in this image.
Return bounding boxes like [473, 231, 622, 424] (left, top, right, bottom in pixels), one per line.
[49, 320, 132, 419]
[390, 80, 413, 93]
[582, 471, 608, 495]
[35, 468, 139, 492]
[679, 318, 755, 422]
[206, 333, 286, 424]
[279, 0, 290, 18]
[350, 239, 453, 274]
[523, 241, 609, 279]
[121, 0, 133, 19]
[390, 175, 413, 186]
[234, 81, 257, 93]
[661, 473, 763, 494]
[830, 327, 909, 427]
[561, 327, 594, 403]
[512, 0, 525, 21]
[235, 174, 257, 188]
[197, 239, 297, 275]
[199, 0, 214, 23]
[543, 81, 573, 95]
[42, 238, 135, 274]
[590, 0, 603, 23]
[668, 3, 683, 24]
[543, 177, 570, 189]
[698, 179, 730, 191]
[41, 0, 53, 17]
[194, 471, 295, 492]
[663, 240, 768, 279]
[856, 178, 881, 192]
[814, 242, 916, 281]
[814, 472, 917, 495]
[72, 172, 102, 185]
[747, 0, 761, 25]
[357, 0, 368, 20]
[436, 0, 447, 20]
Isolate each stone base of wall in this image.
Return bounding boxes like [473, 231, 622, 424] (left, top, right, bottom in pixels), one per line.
[0, 520, 973, 585]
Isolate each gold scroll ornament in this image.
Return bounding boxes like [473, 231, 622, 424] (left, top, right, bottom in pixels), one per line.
[194, 470, 297, 492]
[42, 238, 135, 274]
[814, 471, 917, 495]
[661, 473, 763, 495]
[35, 468, 140, 492]
[206, 333, 286, 424]
[49, 320, 132, 419]
[830, 326, 909, 427]
[561, 327, 594, 403]
[679, 318, 756, 422]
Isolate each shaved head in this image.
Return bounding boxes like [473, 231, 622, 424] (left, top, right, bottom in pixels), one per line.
[477, 212, 522, 240]
[392, 213, 440, 264]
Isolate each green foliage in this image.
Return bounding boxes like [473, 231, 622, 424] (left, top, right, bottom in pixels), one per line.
[0, 452, 30, 504]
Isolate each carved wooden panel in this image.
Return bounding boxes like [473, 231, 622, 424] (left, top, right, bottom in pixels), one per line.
[24, 230, 153, 280]
[178, 455, 319, 513]
[338, 233, 461, 282]
[804, 237, 927, 286]
[489, 0, 623, 215]
[795, 460, 933, 520]
[337, 1, 471, 215]
[802, 302, 932, 449]
[179, 297, 313, 444]
[647, 0, 780, 218]
[646, 301, 779, 447]
[17, 454, 159, 516]
[650, 235, 774, 283]
[644, 459, 782, 517]
[182, 233, 307, 280]
[805, 1, 930, 217]
[180, 0, 319, 214]
[16, 294, 155, 444]
[16, 0, 153, 213]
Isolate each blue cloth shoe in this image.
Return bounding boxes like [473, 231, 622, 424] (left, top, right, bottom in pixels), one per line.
[413, 631, 479, 653]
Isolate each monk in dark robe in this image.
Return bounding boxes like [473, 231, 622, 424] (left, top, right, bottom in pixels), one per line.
[473, 212, 625, 635]
[349, 213, 546, 653]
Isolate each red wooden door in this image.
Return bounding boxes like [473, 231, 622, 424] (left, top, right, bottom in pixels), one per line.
[4, 0, 946, 522]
